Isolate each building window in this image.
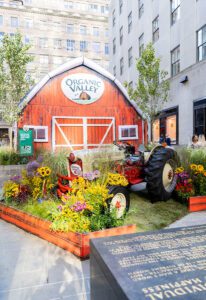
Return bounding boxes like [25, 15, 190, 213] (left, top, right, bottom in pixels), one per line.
[128, 12, 132, 33]
[120, 57, 124, 75]
[24, 0, 32, 4]
[53, 39, 62, 49]
[128, 47, 133, 67]
[92, 42, 100, 53]
[39, 38, 48, 48]
[80, 25, 87, 35]
[24, 36, 30, 44]
[113, 38, 116, 54]
[0, 15, 3, 26]
[171, 0, 180, 25]
[197, 25, 206, 62]
[80, 40, 88, 52]
[93, 27, 99, 36]
[40, 55, 49, 64]
[28, 126, 48, 142]
[53, 57, 62, 65]
[105, 28, 109, 37]
[153, 107, 178, 144]
[152, 16, 159, 43]
[105, 43, 109, 55]
[171, 45, 180, 76]
[10, 16, 18, 28]
[67, 39, 75, 51]
[89, 4, 98, 12]
[119, 125, 138, 140]
[139, 33, 144, 56]
[139, 0, 144, 18]
[67, 23, 74, 33]
[113, 65, 116, 76]
[24, 18, 33, 28]
[112, 9, 116, 27]
[0, 32, 4, 44]
[120, 26, 123, 45]
[194, 99, 206, 137]
[119, 0, 123, 14]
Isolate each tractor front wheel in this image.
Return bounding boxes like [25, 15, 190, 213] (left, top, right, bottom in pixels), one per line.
[145, 147, 179, 201]
[108, 186, 130, 219]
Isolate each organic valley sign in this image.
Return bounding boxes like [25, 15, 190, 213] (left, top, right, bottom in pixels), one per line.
[61, 73, 105, 105]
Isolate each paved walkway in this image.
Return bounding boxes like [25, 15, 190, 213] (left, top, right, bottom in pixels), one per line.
[1, 211, 206, 300]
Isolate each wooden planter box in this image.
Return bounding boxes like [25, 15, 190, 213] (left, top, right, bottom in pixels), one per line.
[0, 203, 136, 258]
[189, 196, 206, 212]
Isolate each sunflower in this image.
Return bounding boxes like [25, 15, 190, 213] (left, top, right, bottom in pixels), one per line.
[197, 165, 204, 173]
[45, 167, 51, 176]
[190, 164, 197, 171]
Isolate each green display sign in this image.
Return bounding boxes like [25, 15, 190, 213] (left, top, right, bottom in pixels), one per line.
[18, 129, 34, 156]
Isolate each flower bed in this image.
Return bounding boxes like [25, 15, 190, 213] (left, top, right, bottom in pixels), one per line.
[0, 203, 136, 258]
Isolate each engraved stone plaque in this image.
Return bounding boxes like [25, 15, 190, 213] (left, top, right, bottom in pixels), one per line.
[90, 225, 206, 300]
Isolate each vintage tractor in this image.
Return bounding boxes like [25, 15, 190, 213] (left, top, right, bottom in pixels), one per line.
[57, 142, 179, 218]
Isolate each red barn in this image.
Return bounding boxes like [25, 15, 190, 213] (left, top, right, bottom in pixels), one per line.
[19, 57, 146, 152]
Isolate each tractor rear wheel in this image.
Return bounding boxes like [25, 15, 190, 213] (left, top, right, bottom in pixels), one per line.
[108, 186, 130, 218]
[145, 147, 179, 201]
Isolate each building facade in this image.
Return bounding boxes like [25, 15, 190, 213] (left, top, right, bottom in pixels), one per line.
[109, 0, 206, 145]
[0, 0, 110, 145]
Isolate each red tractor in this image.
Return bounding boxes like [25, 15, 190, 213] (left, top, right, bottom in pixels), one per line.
[57, 142, 179, 218]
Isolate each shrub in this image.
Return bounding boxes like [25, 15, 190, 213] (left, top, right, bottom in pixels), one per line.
[0, 147, 28, 165]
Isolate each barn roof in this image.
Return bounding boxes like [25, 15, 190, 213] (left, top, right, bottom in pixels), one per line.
[20, 57, 144, 118]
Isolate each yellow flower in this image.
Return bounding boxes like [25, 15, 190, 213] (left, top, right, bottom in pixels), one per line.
[175, 167, 184, 174]
[190, 164, 197, 171]
[197, 165, 204, 172]
[204, 172, 206, 177]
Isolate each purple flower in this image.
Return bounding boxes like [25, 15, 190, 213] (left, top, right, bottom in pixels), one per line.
[26, 161, 40, 176]
[57, 205, 63, 211]
[83, 172, 94, 181]
[70, 201, 87, 212]
[38, 198, 43, 203]
[37, 155, 44, 163]
[93, 170, 100, 178]
[10, 175, 22, 182]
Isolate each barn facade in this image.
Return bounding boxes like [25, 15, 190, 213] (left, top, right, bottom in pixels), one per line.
[19, 57, 146, 152]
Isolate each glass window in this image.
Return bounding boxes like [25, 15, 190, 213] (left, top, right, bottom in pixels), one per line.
[119, 0, 123, 14]
[119, 125, 138, 140]
[139, 0, 144, 18]
[80, 25, 87, 35]
[67, 39, 75, 51]
[53, 57, 62, 65]
[105, 43, 109, 55]
[89, 4, 98, 12]
[53, 39, 62, 49]
[11, 16, 18, 28]
[171, 0, 180, 25]
[28, 126, 48, 142]
[197, 25, 206, 62]
[39, 38, 48, 48]
[128, 12, 132, 33]
[24, 36, 30, 44]
[105, 28, 109, 37]
[93, 27, 99, 36]
[128, 47, 133, 67]
[0, 15, 3, 26]
[24, 0, 32, 4]
[80, 40, 88, 52]
[120, 57, 124, 75]
[67, 24, 74, 33]
[113, 38, 116, 54]
[139, 33, 144, 56]
[152, 16, 159, 43]
[25, 18, 33, 28]
[92, 42, 100, 53]
[0, 32, 4, 44]
[120, 26, 123, 45]
[171, 45, 180, 76]
[112, 9, 116, 27]
[40, 55, 49, 64]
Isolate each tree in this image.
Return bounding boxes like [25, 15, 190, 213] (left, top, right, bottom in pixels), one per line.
[125, 43, 170, 142]
[0, 32, 34, 148]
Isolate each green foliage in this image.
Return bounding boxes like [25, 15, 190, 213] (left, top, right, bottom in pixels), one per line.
[19, 200, 58, 221]
[90, 208, 124, 232]
[41, 150, 68, 183]
[0, 147, 28, 165]
[176, 147, 206, 170]
[125, 43, 169, 123]
[0, 32, 34, 125]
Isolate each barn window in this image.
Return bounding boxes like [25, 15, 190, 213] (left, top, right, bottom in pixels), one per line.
[28, 126, 48, 142]
[119, 125, 138, 140]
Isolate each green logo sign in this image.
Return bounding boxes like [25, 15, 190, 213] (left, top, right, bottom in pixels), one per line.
[18, 129, 34, 156]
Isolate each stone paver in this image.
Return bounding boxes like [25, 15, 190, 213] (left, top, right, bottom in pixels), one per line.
[1, 210, 206, 299]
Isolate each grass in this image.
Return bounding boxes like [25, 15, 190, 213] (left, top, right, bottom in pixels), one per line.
[124, 191, 188, 232]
